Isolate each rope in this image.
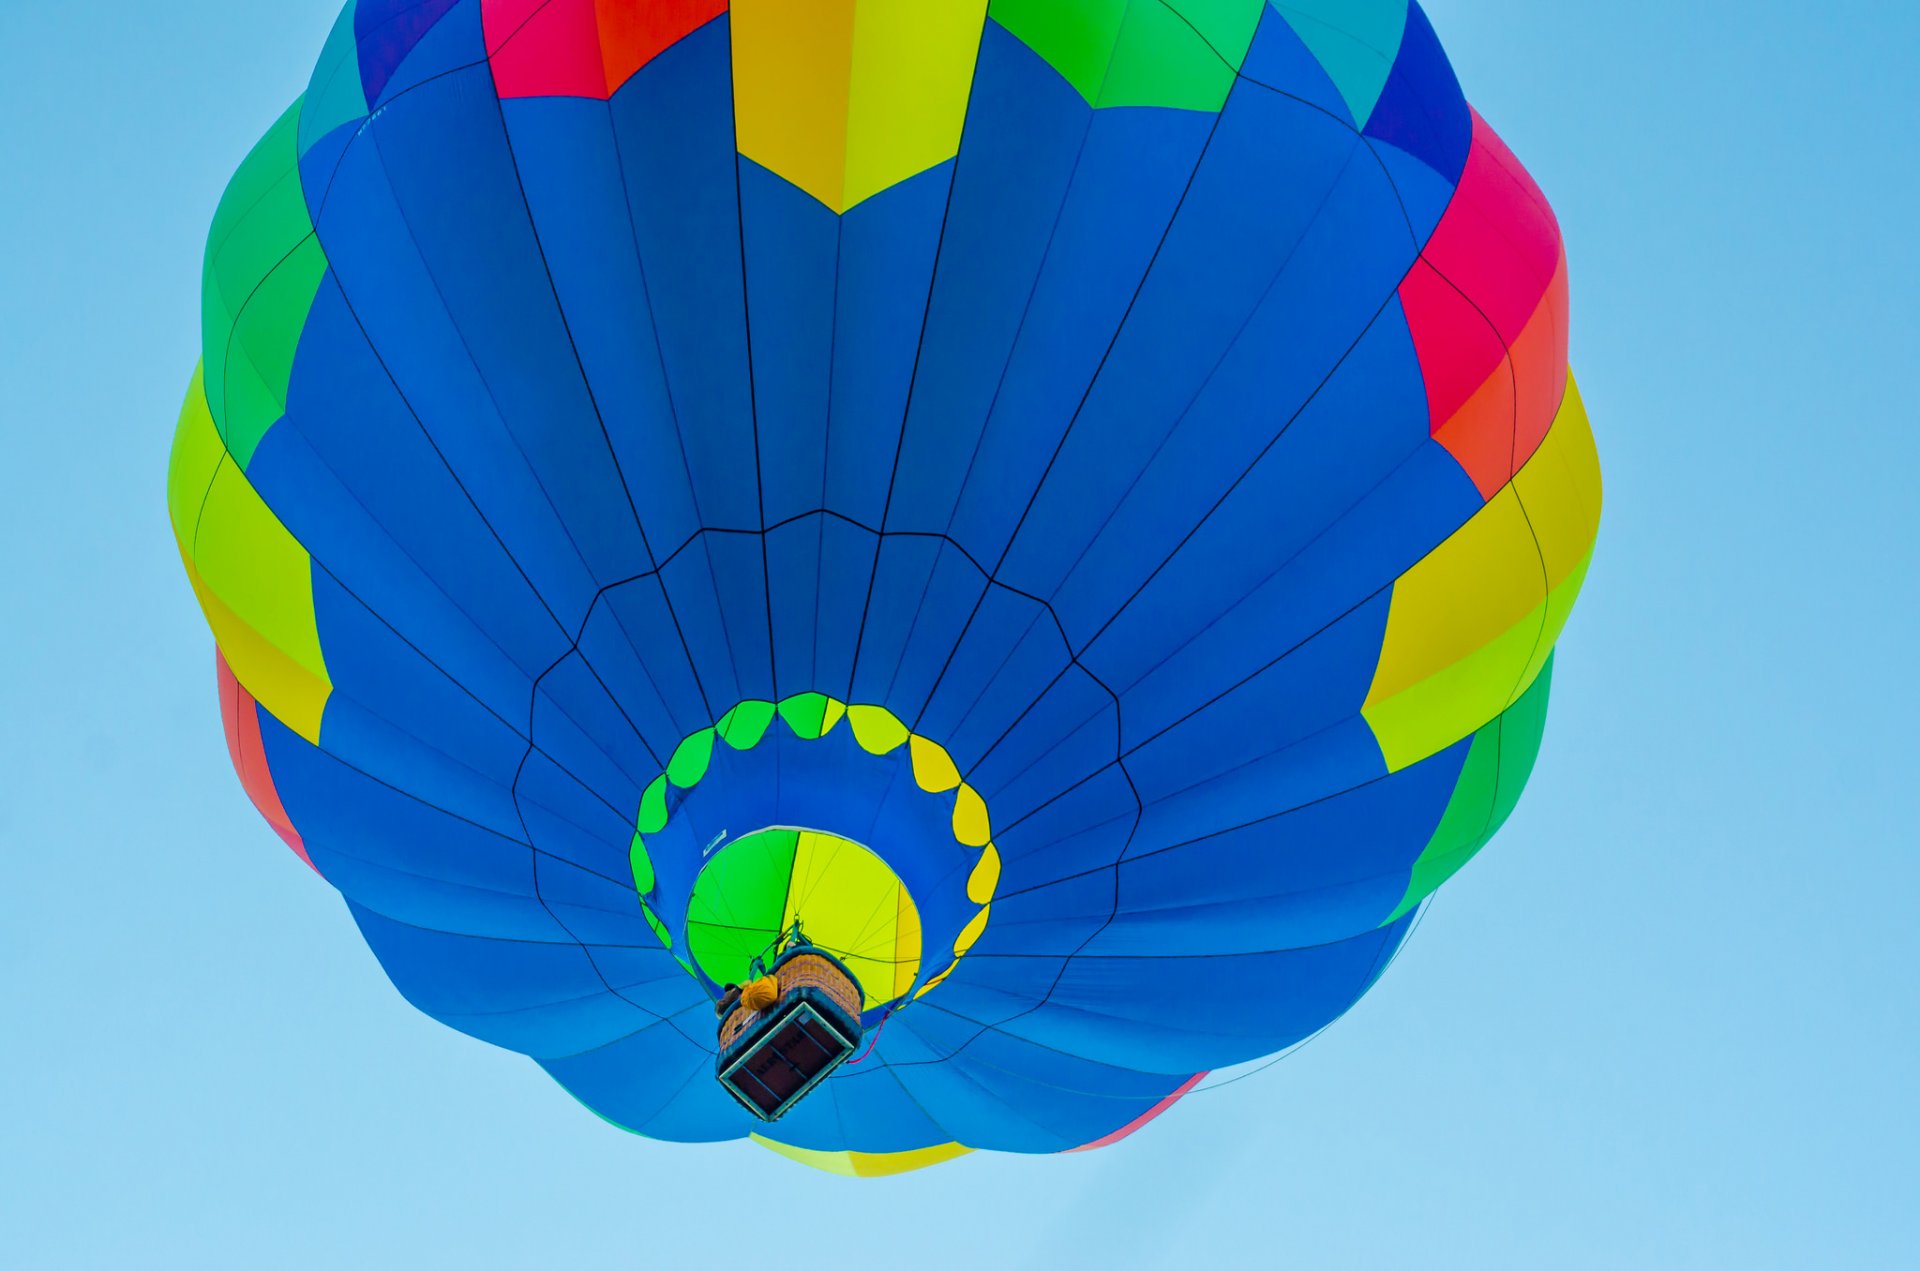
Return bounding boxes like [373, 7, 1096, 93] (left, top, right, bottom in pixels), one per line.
[845, 1010, 892, 1066]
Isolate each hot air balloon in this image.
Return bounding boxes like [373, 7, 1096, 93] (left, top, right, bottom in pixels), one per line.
[170, 0, 1601, 1175]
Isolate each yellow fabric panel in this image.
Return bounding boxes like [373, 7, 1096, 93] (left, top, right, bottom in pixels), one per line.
[967, 843, 1001, 904]
[1365, 600, 1546, 772]
[170, 367, 330, 743]
[893, 885, 921, 1000]
[952, 904, 990, 957]
[848, 1140, 972, 1176]
[1363, 374, 1601, 771]
[731, 0, 987, 212]
[1515, 547, 1592, 697]
[751, 1137, 860, 1176]
[848, 703, 910, 754]
[952, 782, 991, 846]
[751, 1135, 972, 1176]
[909, 734, 961, 792]
[167, 365, 227, 545]
[1512, 377, 1603, 590]
[842, 0, 988, 209]
[732, 0, 854, 209]
[782, 831, 920, 1009]
[1367, 486, 1542, 708]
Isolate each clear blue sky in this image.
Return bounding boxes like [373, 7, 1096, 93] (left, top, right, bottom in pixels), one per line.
[2, 3, 1914, 1266]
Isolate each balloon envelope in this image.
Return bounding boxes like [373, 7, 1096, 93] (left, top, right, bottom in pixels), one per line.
[171, 0, 1601, 1174]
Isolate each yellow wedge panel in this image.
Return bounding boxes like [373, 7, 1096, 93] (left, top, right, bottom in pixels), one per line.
[732, 0, 988, 212]
[1364, 375, 1601, 770]
[170, 366, 331, 742]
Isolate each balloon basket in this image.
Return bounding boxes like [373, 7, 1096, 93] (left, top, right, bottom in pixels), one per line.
[715, 944, 865, 1121]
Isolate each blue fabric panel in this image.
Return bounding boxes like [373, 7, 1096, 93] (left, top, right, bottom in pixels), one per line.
[1238, 5, 1356, 126]
[887, 24, 1091, 538]
[916, 587, 1070, 773]
[502, 97, 709, 557]
[260, 710, 564, 941]
[531, 852, 660, 949]
[354, 0, 462, 105]
[992, 762, 1138, 881]
[876, 541, 993, 724]
[529, 653, 659, 812]
[824, 161, 954, 529]
[1037, 148, 1422, 644]
[656, 538, 752, 712]
[879, 1008, 1084, 1152]
[309, 577, 528, 841]
[1088, 328, 1485, 742]
[355, 60, 652, 596]
[739, 160, 839, 528]
[764, 517, 825, 692]
[310, 97, 610, 628]
[619, 1059, 753, 1142]
[538, 1016, 733, 1138]
[992, 84, 1368, 627]
[1129, 717, 1388, 848]
[576, 577, 713, 751]
[273, 276, 568, 719]
[913, 1018, 1191, 1148]
[938, 100, 1217, 566]
[983, 924, 1412, 1072]
[1089, 741, 1469, 953]
[607, 20, 760, 531]
[1370, 140, 1460, 249]
[844, 535, 956, 708]
[350, 901, 695, 1056]
[514, 749, 634, 871]
[764, 515, 874, 696]
[1364, 2, 1472, 187]
[969, 670, 1118, 832]
[818, 1066, 958, 1154]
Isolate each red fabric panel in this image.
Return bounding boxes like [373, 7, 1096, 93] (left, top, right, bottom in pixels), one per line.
[599, 0, 729, 95]
[216, 650, 319, 875]
[486, 0, 608, 98]
[1401, 110, 1568, 497]
[484, 0, 727, 100]
[1066, 1073, 1207, 1153]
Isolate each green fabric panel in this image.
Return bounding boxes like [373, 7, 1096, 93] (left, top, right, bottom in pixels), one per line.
[643, 908, 674, 951]
[687, 829, 801, 986]
[166, 365, 223, 548]
[202, 97, 326, 470]
[217, 238, 327, 468]
[778, 692, 832, 740]
[1388, 654, 1556, 922]
[299, 2, 369, 156]
[718, 700, 776, 750]
[1492, 653, 1555, 824]
[991, 0, 1262, 110]
[629, 831, 656, 895]
[667, 728, 716, 787]
[989, 0, 1129, 105]
[1102, 0, 1265, 110]
[636, 776, 669, 835]
[1272, 0, 1408, 125]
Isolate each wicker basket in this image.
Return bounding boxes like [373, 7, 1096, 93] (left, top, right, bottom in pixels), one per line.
[719, 948, 862, 1049]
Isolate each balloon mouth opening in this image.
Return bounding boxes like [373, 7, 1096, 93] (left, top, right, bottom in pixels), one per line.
[624, 694, 1002, 1013]
[686, 828, 922, 1012]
